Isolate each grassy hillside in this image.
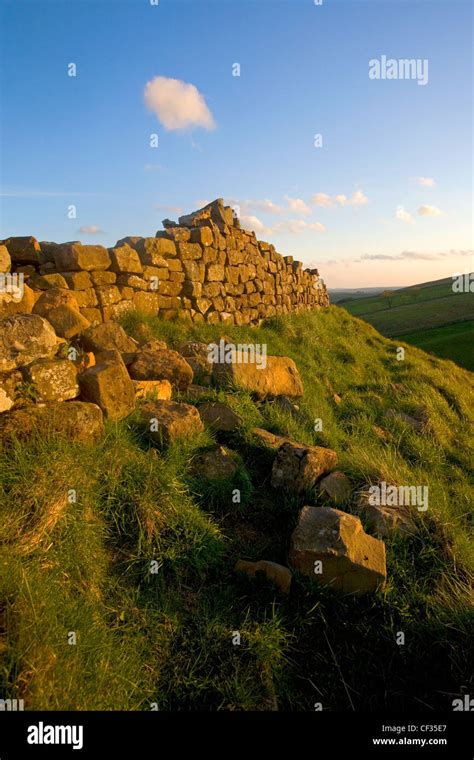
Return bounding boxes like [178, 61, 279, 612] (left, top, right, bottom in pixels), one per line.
[0, 307, 473, 711]
[341, 276, 474, 370]
[398, 322, 474, 372]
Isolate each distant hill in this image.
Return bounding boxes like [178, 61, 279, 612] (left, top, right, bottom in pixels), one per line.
[329, 287, 399, 304]
[340, 275, 474, 371]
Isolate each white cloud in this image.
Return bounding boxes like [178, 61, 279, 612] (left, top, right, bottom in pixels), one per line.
[418, 204, 443, 217]
[79, 225, 103, 234]
[312, 192, 333, 208]
[414, 177, 435, 187]
[284, 196, 311, 215]
[395, 206, 414, 224]
[273, 219, 325, 235]
[144, 76, 216, 131]
[239, 215, 325, 236]
[312, 190, 368, 207]
[227, 198, 284, 216]
[240, 215, 272, 235]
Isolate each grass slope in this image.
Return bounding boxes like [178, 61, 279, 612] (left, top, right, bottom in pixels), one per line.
[341, 277, 474, 370]
[0, 307, 473, 711]
[398, 322, 474, 372]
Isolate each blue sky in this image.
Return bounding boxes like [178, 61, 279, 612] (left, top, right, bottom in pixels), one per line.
[0, 0, 472, 287]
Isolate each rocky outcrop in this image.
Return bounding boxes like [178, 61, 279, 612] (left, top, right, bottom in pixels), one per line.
[289, 506, 387, 594]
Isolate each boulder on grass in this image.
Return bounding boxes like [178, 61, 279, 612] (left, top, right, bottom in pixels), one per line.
[129, 347, 193, 390]
[271, 441, 337, 493]
[235, 559, 292, 594]
[44, 305, 91, 339]
[0, 314, 58, 372]
[79, 356, 136, 420]
[198, 402, 241, 432]
[356, 490, 418, 537]
[79, 322, 138, 356]
[133, 379, 172, 401]
[250, 427, 292, 451]
[318, 471, 352, 505]
[212, 352, 303, 399]
[289, 506, 387, 594]
[140, 399, 203, 446]
[0, 401, 104, 446]
[22, 358, 79, 402]
[192, 445, 238, 480]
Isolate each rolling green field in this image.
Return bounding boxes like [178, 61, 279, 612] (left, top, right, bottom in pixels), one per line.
[399, 322, 474, 372]
[0, 307, 472, 711]
[341, 276, 474, 370]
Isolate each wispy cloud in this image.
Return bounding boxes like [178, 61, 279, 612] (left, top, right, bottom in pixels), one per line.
[319, 249, 473, 266]
[240, 215, 324, 236]
[144, 76, 216, 131]
[395, 205, 414, 224]
[144, 164, 164, 172]
[79, 225, 104, 234]
[284, 196, 311, 215]
[414, 176, 435, 187]
[312, 190, 368, 207]
[418, 204, 443, 217]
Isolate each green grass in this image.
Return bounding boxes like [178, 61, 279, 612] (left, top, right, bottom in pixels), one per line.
[398, 321, 474, 372]
[0, 306, 473, 711]
[341, 276, 474, 371]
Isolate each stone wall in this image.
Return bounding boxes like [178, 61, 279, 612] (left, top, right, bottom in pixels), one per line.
[0, 199, 329, 327]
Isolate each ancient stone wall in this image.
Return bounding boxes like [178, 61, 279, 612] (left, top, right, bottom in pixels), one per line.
[0, 199, 329, 327]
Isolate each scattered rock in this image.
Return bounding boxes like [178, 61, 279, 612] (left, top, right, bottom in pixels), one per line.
[0, 401, 104, 446]
[192, 445, 239, 480]
[274, 395, 301, 418]
[185, 384, 212, 400]
[0, 245, 11, 273]
[235, 559, 292, 594]
[289, 506, 387, 594]
[198, 402, 241, 432]
[79, 355, 136, 420]
[0, 387, 13, 413]
[271, 441, 337, 493]
[79, 322, 138, 356]
[212, 353, 303, 400]
[43, 305, 91, 339]
[140, 399, 204, 446]
[133, 379, 172, 401]
[0, 283, 36, 317]
[0, 314, 58, 372]
[129, 347, 193, 390]
[356, 490, 418, 537]
[318, 471, 352, 505]
[22, 358, 79, 402]
[33, 288, 80, 318]
[250, 427, 292, 450]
